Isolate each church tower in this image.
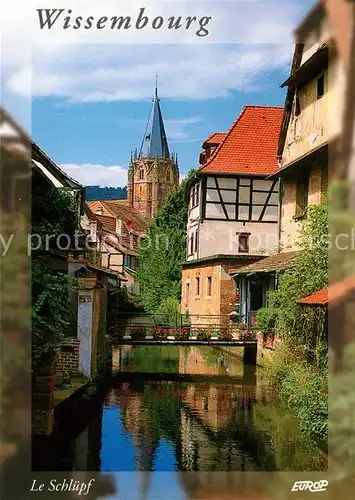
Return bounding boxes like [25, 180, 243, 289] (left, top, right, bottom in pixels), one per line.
[127, 84, 179, 220]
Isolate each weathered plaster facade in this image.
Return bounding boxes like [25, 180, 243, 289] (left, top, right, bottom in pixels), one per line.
[280, 161, 328, 250]
[278, 2, 339, 251]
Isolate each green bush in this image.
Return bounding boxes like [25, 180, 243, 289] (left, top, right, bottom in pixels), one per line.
[153, 297, 181, 326]
[269, 204, 328, 341]
[281, 361, 328, 439]
[255, 307, 278, 332]
[263, 344, 328, 439]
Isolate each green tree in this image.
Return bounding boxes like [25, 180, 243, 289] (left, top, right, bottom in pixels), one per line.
[136, 170, 195, 313]
[31, 179, 80, 368]
[268, 204, 328, 342]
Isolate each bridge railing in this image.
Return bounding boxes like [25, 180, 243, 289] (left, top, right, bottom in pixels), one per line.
[107, 312, 258, 341]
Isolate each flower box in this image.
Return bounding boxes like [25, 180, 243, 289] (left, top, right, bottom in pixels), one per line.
[196, 329, 212, 341]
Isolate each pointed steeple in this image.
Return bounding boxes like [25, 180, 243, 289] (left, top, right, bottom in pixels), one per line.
[139, 81, 170, 158]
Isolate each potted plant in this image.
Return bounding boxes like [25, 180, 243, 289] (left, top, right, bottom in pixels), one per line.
[197, 329, 212, 341]
[153, 326, 168, 340]
[175, 327, 190, 341]
[210, 329, 219, 340]
[130, 326, 146, 340]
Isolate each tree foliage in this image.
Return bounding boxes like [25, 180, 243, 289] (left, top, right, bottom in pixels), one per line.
[258, 204, 329, 440]
[267, 204, 328, 343]
[136, 171, 195, 314]
[31, 179, 80, 367]
[32, 258, 77, 367]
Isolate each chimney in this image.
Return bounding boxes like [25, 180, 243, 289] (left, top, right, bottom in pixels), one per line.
[89, 220, 97, 242]
[116, 218, 122, 235]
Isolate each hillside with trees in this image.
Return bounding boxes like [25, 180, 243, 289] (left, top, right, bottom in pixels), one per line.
[85, 185, 127, 201]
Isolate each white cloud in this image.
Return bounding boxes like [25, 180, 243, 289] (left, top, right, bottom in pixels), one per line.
[165, 117, 202, 140]
[5, 44, 293, 104]
[60, 163, 128, 187]
[1, 1, 314, 105]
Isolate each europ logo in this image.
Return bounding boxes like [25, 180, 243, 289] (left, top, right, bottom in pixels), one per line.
[291, 480, 328, 493]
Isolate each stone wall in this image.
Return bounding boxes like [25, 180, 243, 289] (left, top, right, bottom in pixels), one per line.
[55, 338, 80, 375]
[32, 351, 56, 436]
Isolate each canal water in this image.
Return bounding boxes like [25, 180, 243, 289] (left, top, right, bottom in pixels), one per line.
[33, 346, 327, 498]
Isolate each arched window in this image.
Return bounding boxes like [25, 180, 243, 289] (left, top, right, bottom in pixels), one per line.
[166, 170, 171, 182]
[139, 168, 144, 180]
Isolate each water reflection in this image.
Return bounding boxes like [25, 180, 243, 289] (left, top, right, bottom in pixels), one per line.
[33, 345, 327, 498]
[100, 346, 325, 474]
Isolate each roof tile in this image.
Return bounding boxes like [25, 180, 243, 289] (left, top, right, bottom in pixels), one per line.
[203, 132, 227, 146]
[298, 288, 328, 305]
[87, 200, 148, 234]
[199, 106, 283, 175]
[230, 251, 300, 275]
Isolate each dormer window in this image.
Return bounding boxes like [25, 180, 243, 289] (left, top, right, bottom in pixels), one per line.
[96, 207, 103, 215]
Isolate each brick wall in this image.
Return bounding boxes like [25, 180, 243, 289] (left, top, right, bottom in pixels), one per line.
[56, 338, 80, 375]
[220, 278, 235, 317]
[128, 157, 178, 219]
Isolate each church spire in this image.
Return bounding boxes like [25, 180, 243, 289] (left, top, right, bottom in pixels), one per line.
[139, 81, 170, 158]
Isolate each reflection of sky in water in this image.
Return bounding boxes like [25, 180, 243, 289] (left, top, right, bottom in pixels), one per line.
[100, 408, 177, 471]
[101, 408, 186, 499]
[105, 473, 187, 500]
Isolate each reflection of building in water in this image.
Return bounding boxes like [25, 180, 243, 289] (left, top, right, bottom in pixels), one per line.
[179, 405, 256, 472]
[178, 347, 244, 377]
[181, 384, 256, 432]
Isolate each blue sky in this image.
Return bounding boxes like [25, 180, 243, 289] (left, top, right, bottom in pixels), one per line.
[31, 54, 289, 187]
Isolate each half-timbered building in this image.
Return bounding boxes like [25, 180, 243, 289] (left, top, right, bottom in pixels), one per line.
[181, 105, 283, 323]
[84, 200, 148, 296]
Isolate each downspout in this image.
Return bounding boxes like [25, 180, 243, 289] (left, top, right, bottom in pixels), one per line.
[276, 158, 283, 253]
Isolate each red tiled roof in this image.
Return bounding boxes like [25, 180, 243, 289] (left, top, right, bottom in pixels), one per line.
[95, 214, 116, 234]
[199, 106, 283, 175]
[87, 200, 148, 234]
[101, 231, 138, 256]
[203, 132, 226, 147]
[298, 288, 328, 305]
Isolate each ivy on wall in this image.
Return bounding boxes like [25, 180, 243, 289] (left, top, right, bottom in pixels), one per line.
[31, 174, 81, 368]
